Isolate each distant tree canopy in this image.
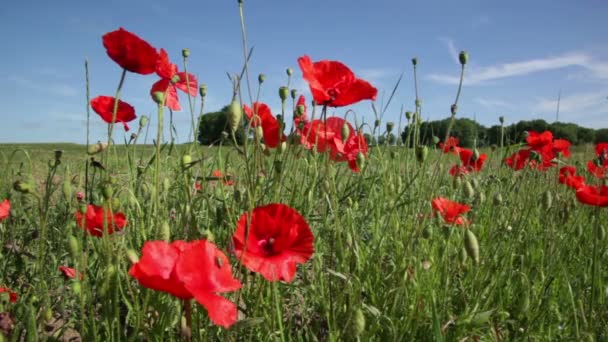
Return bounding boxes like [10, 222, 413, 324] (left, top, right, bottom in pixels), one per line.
[197, 105, 246, 145]
[400, 118, 604, 147]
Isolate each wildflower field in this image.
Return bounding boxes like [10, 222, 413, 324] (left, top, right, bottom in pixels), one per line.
[1, 3, 607, 341]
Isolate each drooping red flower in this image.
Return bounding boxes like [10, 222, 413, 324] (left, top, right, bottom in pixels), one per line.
[298, 55, 377, 107]
[90, 96, 137, 131]
[431, 197, 470, 225]
[243, 102, 286, 148]
[0, 199, 9, 222]
[75, 204, 127, 237]
[150, 49, 198, 111]
[526, 130, 554, 149]
[558, 166, 586, 189]
[58, 266, 82, 280]
[576, 185, 608, 207]
[439, 136, 461, 154]
[587, 142, 608, 179]
[102, 28, 158, 75]
[0, 287, 18, 303]
[232, 203, 314, 282]
[595, 143, 608, 159]
[129, 240, 242, 328]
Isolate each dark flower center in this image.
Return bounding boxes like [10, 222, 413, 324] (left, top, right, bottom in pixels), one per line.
[258, 237, 277, 256]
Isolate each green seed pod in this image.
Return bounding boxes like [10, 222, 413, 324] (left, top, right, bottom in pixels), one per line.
[431, 136, 440, 145]
[152, 91, 165, 105]
[126, 249, 139, 264]
[44, 307, 53, 322]
[475, 191, 486, 205]
[182, 48, 190, 58]
[68, 235, 80, 259]
[386, 122, 394, 133]
[453, 175, 462, 189]
[63, 176, 72, 200]
[415, 99, 422, 108]
[296, 104, 305, 116]
[356, 152, 366, 170]
[341, 123, 350, 142]
[258, 74, 265, 84]
[598, 225, 606, 241]
[463, 180, 475, 199]
[199, 84, 207, 97]
[405, 111, 412, 120]
[13, 180, 34, 194]
[411, 57, 418, 66]
[493, 193, 503, 206]
[459, 50, 469, 65]
[349, 308, 366, 338]
[87, 141, 109, 155]
[279, 86, 289, 102]
[541, 190, 552, 210]
[290, 89, 297, 100]
[160, 221, 171, 242]
[226, 100, 243, 133]
[171, 74, 181, 84]
[139, 115, 149, 128]
[415, 146, 428, 163]
[422, 226, 432, 239]
[374, 119, 380, 128]
[181, 155, 192, 169]
[499, 116, 505, 124]
[286, 67, 293, 76]
[72, 281, 82, 296]
[464, 229, 480, 264]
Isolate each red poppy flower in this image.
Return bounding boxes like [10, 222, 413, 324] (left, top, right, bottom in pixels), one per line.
[58, 266, 82, 280]
[458, 148, 487, 172]
[102, 28, 158, 75]
[595, 143, 608, 158]
[232, 204, 314, 282]
[344, 132, 368, 172]
[75, 204, 127, 237]
[431, 197, 470, 225]
[558, 166, 586, 189]
[212, 170, 234, 186]
[297, 55, 377, 107]
[0, 287, 18, 303]
[294, 95, 309, 131]
[526, 130, 553, 149]
[0, 199, 9, 222]
[90, 96, 137, 131]
[243, 102, 286, 148]
[552, 139, 571, 158]
[576, 185, 608, 207]
[129, 240, 241, 328]
[439, 137, 461, 154]
[150, 49, 198, 111]
[587, 143, 608, 179]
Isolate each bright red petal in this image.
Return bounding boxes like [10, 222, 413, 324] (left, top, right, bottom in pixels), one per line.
[102, 28, 158, 75]
[90, 96, 137, 131]
[192, 291, 239, 328]
[0, 199, 10, 221]
[175, 72, 198, 97]
[150, 79, 181, 111]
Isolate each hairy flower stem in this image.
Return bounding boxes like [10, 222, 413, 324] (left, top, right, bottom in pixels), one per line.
[588, 209, 601, 324]
[106, 69, 127, 167]
[443, 64, 465, 146]
[238, 1, 253, 106]
[155, 102, 164, 223]
[181, 56, 197, 149]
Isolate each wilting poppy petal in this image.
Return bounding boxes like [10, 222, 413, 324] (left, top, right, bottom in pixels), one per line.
[576, 185, 608, 207]
[175, 72, 198, 97]
[431, 197, 470, 225]
[102, 28, 158, 75]
[75, 204, 127, 237]
[156, 48, 178, 79]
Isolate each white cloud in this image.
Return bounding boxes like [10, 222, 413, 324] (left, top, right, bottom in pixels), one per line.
[437, 37, 460, 65]
[428, 52, 593, 85]
[532, 88, 608, 126]
[474, 98, 513, 109]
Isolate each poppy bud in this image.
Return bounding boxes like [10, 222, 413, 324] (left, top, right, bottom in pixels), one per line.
[160, 221, 171, 242]
[87, 142, 108, 155]
[405, 111, 412, 120]
[126, 249, 139, 264]
[280, 141, 287, 153]
[459, 50, 468, 65]
[412, 57, 418, 66]
[44, 307, 53, 322]
[181, 155, 192, 169]
[386, 122, 394, 133]
[68, 235, 80, 259]
[257, 73, 266, 84]
[374, 119, 380, 128]
[290, 89, 297, 100]
[415, 146, 428, 163]
[432, 136, 440, 145]
[286, 67, 293, 76]
[130, 133, 138, 141]
[182, 48, 190, 58]
[350, 308, 366, 338]
[598, 225, 606, 241]
[171, 74, 181, 84]
[451, 104, 458, 115]
[152, 91, 165, 105]
[254, 126, 264, 142]
[415, 99, 422, 108]
[260, 143, 271, 156]
[279, 86, 289, 102]
[475, 191, 486, 205]
[13, 180, 34, 194]
[199, 84, 207, 97]
[101, 182, 113, 200]
[493, 193, 503, 206]
[463, 180, 475, 199]
[72, 281, 81, 296]
[226, 100, 243, 133]
[63, 177, 72, 200]
[78, 203, 88, 215]
[453, 175, 462, 189]
[471, 178, 480, 189]
[459, 246, 468, 264]
[139, 115, 149, 128]
[541, 190, 552, 210]
[341, 123, 350, 142]
[499, 116, 505, 124]
[356, 152, 366, 170]
[464, 228, 479, 264]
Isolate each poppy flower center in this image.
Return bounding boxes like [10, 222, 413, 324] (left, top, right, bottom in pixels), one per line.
[258, 237, 277, 256]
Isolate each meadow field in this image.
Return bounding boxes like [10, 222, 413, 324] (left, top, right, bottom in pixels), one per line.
[1, 4, 607, 341]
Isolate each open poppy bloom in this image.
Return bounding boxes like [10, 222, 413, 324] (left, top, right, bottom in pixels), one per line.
[102, 28, 158, 75]
[449, 148, 487, 176]
[0, 199, 9, 222]
[75, 204, 127, 237]
[439, 136, 461, 154]
[58, 266, 82, 280]
[298, 55, 377, 107]
[129, 240, 242, 328]
[558, 166, 586, 189]
[431, 197, 470, 225]
[243, 102, 286, 148]
[587, 143, 608, 179]
[0, 287, 18, 303]
[149, 49, 198, 111]
[212, 170, 234, 186]
[90, 96, 137, 131]
[232, 203, 314, 282]
[576, 185, 608, 207]
[505, 131, 571, 171]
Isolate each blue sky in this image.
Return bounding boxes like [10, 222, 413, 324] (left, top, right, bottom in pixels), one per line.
[1, 0, 607, 143]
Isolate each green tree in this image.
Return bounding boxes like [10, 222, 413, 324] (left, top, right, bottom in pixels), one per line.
[197, 105, 246, 145]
